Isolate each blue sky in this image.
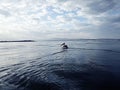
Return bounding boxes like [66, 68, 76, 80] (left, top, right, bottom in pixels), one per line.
[0, 0, 120, 40]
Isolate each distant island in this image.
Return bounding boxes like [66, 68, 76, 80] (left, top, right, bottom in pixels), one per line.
[0, 40, 35, 43]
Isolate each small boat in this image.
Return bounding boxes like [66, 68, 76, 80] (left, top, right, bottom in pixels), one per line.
[61, 43, 68, 49]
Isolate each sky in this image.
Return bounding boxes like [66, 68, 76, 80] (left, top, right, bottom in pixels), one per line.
[0, 0, 120, 40]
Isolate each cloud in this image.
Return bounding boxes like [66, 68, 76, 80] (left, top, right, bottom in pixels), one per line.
[0, 9, 11, 17]
[81, 0, 116, 14]
[0, 0, 120, 40]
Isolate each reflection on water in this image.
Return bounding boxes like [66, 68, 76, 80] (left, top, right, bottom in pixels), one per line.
[0, 39, 120, 90]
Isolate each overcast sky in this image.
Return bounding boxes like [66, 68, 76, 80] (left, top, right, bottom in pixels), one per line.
[0, 0, 120, 40]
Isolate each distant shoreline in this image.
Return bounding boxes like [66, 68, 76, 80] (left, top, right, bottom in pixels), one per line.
[0, 40, 35, 43]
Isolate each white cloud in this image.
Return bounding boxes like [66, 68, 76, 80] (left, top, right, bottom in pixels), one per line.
[0, 0, 120, 40]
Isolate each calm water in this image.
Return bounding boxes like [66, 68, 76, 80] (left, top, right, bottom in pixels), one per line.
[0, 39, 120, 90]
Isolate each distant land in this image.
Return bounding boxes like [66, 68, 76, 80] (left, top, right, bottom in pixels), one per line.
[0, 40, 35, 43]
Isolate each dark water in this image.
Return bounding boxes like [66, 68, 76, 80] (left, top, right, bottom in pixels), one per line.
[0, 39, 120, 90]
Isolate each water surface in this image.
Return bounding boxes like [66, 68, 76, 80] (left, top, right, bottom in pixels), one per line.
[0, 39, 120, 90]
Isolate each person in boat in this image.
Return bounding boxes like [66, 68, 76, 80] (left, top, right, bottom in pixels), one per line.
[61, 43, 68, 49]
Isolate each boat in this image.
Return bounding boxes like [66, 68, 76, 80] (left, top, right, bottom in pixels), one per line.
[61, 43, 68, 49]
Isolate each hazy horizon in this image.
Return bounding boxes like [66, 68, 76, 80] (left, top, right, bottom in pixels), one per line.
[1, 37, 120, 41]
